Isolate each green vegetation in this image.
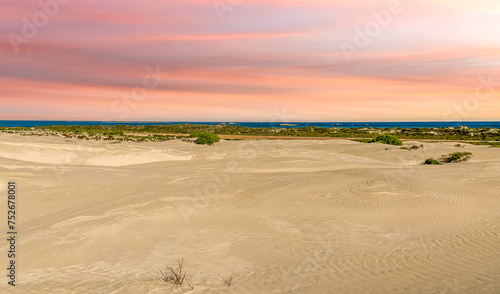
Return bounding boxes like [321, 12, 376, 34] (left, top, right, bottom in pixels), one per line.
[400, 145, 422, 151]
[444, 152, 473, 163]
[371, 135, 403, 146]
[424, 152, 472, 165]
[468, 141, 500, 148]
[352, 139, 373, 143]
[191, 132, 220, 145]
[1, 124, 500, 143]
[424, 158, 442, 165]
[0, 126, 30, 132]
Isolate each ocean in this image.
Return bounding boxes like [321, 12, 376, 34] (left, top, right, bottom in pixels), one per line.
[0, 121, 499, 129]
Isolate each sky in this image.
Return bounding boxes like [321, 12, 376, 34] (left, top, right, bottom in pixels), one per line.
[1, 0, 500, 122]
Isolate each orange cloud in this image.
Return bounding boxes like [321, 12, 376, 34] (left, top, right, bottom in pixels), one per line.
[2, 0, 500, 121]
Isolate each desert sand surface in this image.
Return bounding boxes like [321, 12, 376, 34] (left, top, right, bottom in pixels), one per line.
[1, 133, 499, 294]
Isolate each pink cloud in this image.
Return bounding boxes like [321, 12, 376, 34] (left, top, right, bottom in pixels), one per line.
[1, 0, 500, 121]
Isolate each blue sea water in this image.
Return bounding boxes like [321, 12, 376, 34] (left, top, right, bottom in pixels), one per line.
[0, 120, 499, 129]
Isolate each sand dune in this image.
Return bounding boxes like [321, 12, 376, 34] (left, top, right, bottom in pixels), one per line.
[0, 133, 499, 293]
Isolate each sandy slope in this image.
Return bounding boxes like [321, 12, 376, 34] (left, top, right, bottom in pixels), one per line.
[0, 133, 499, 294]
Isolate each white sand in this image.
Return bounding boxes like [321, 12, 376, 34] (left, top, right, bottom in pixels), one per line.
[0, 133, 499, 293]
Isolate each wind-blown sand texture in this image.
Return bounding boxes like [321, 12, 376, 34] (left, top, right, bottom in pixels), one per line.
[0, 133, 499, 293]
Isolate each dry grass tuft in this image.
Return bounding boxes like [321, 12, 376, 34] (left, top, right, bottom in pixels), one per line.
[220, 273, 234, 287]
[155, 258, 192, 288]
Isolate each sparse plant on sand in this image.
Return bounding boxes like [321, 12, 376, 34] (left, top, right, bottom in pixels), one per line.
[424, 152, 472, 165]
[220, 273, 234, 287]
[370, 134, 403, 146]
[443, 152, 472, 163]
[155, 258, 192, 288]
[354, 138, 373, 143]
[400, 147, 410, 151]
[423, 158, 442, 165]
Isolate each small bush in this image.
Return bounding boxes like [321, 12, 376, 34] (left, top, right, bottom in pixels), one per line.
[353, 139, 372, 143]
[444, 152, 472, 163]
[371, 135, 403, 146]
[191, 132, 220, 145]
[400, 147, 410, 151]
[424, 158, 442, 165]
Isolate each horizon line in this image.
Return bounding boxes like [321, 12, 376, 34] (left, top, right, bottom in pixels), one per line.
[0, 120, 499, 123]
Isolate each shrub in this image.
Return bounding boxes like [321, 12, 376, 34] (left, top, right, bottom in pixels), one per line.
[371, 135, 403, 146]
[191, 132, 220, 145]
[353, 139, 372, 143]
[444, 152, 472, 163]
[424, 158, 442, 165]
[400, 147, 410, 151]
